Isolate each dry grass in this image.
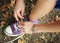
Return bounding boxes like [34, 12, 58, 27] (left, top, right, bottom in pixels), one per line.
[0, 0, 60, 43]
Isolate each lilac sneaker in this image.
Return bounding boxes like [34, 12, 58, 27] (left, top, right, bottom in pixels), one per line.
[4, 22, 24, 36]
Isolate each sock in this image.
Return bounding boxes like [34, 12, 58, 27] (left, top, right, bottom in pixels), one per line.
[30, 20, 38, 24]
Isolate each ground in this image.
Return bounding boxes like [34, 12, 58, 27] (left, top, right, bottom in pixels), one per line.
[0, 0, 60, 43]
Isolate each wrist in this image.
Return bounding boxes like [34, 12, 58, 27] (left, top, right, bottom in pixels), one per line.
[31, 24, 37, 33]
[32, 24, 40, 33]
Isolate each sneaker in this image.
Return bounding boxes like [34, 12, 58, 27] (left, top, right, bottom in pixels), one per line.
[4, 22, 24, 37]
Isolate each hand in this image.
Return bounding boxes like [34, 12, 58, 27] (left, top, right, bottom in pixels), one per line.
[14, 0, 25, 21]
[19, 22, 34, 34]
[24, 22, 34, 34]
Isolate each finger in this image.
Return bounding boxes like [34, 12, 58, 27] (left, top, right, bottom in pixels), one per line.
[17, 12, 24, 19]
[21, 8, 25, 17]
[24, 22, 31, 25]
[18, 24, 23, 28]
[23, 22, 28, 25]
[14, 13, 19, 21]
[19, 24, 25, 31]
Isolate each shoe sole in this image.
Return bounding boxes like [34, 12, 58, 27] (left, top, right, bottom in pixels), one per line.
[4, 29, 25, 37]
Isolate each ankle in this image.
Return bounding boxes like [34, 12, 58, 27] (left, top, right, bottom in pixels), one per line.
[29, 17, 38, 24]
[29, 17, 37, 20]
[29, 18, 38, 24]
[31, 20, 38, 24]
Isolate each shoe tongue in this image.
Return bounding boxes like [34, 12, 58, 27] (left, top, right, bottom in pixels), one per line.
[10, 24, 15, 31]
[10, 24, 22, 34]
[13, 29, 22, 34]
